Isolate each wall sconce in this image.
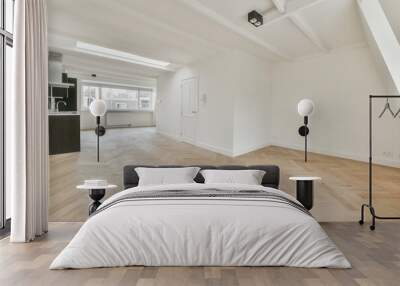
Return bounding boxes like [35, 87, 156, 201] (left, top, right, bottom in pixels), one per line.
[297, 99, 315, 162]
[89, 99, 107, 162]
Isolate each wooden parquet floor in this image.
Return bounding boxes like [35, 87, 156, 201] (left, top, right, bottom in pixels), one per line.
[1, 222, 400, 286]
[50, 127, 400, 222]
[2, 127, 400, 285]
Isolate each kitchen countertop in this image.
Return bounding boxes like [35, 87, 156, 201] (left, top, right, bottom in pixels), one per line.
[49, 111, 80, 116]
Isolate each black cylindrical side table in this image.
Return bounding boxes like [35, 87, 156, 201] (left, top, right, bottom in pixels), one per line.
[289, 177, 321, 210]
[77, 182, 117, 215]
[88, 189, 106, 215]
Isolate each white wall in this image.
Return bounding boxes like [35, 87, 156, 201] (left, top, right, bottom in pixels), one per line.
[156, 42, 397, 166]
[269, 45, 399, 165]
[233, 51, 272, 156]
[157, 51, 237, 155]
[156, 50, 273, 156]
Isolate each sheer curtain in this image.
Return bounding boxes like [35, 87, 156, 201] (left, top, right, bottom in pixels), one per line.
[9, 0, 49, 242]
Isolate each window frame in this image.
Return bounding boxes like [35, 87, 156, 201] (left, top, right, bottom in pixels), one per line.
[138, 88, 154, 111]
[81, 85, 101, 111]
[0, 0, 13, 232]
[80, 82, 155, 112]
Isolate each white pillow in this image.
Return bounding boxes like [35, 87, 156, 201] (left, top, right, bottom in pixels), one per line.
[200, 169, 266, 185]
[135, 167, 201, 186]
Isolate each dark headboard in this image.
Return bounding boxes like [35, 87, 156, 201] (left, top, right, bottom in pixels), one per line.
[123, 165, 280, 189]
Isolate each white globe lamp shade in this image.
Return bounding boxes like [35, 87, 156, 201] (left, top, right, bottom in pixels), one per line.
[89, 99, 107, 117]
[297, 99, 314, 117]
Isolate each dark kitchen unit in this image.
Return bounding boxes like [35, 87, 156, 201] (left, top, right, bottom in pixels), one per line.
[49, 113, 80, 155]
[48, 72, 81, 155]
[48, 73, 78, 112]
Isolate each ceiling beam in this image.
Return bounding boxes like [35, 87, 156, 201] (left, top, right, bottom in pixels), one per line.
[262, 0, 329, 28]
[271, 0, 286, 13]
[268, 0, 329, 52]
[178, 0, 292, 61]
[289, 14, 328, 52]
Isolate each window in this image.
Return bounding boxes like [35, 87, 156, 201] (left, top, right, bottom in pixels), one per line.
[1, 0, 14, 231]
[81, 86, 100, 110]
[138, 89, 153, 110]
[101, 87, 138, 111]
[80, 84, 154, 112]
[5, 0, 13, 33]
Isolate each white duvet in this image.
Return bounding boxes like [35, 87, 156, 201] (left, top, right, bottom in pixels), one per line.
[50, 183, 351, 269]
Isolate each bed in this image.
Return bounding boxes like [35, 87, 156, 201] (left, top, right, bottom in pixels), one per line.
[50, 165, 350, 269]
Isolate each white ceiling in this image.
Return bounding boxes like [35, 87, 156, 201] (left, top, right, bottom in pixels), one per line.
[380, 0, 400, 44]
[47, 0, 368, 79]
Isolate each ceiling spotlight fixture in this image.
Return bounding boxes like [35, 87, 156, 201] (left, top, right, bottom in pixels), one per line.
[248, 10, 263, 27]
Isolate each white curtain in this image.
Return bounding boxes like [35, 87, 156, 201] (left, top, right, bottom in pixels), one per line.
[9, 0, 49, 242]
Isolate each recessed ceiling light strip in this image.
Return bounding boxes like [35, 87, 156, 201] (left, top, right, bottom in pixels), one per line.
[75, 41, 170, 70]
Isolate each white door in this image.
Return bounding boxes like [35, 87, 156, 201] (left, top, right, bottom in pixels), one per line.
[181, 77, 198, 144]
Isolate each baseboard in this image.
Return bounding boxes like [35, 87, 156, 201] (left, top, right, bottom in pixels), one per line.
[195, 141, 234, 157]
[156, 130, 182, 142]
[233, 141, 270, 157]
[81, 125, 156, 131]
[270, 141, 400, 168]
[157, 129, 234, 156]
[156, 131, 399, 167]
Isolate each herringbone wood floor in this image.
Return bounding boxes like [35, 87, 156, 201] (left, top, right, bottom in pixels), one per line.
[2, 127, 399, 286]
[1, 222, 400, 286]
[50, 127, 400, 222]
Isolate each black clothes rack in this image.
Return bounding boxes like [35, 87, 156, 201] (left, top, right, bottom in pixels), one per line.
[359, 95, 400, 230]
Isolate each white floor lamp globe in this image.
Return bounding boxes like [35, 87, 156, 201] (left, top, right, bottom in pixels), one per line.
[89, 99, 107, 162]
[297, 99, 314, 162]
